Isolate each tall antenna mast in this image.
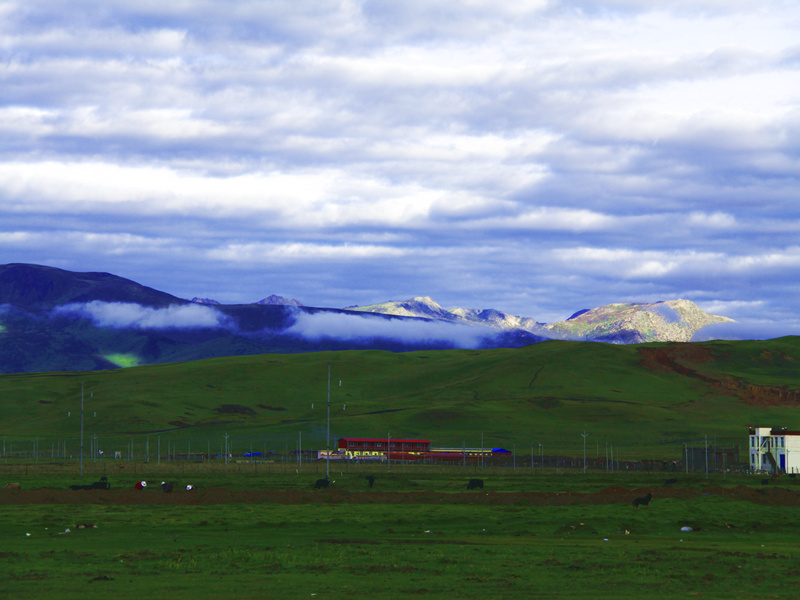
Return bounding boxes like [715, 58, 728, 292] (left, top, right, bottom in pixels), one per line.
[326, 364, 331, 479]
[581, 430, 589, 474]
[80, 381, 84, 476]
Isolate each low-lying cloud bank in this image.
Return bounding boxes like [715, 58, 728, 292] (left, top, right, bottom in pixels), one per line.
[53, 301, 234, 330]
[48, 300, 789, 347]
[692, 320, 796, 342]
[285, 310, 494, 348]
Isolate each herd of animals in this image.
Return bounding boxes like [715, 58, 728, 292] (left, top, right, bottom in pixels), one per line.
[67, 475, 779, 509]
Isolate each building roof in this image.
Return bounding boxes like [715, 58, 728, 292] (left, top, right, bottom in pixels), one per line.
[338, 437, 430, 444]
[749, 427, 800, 436]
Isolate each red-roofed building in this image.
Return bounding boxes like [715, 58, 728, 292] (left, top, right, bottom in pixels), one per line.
[337, 437, 430, 460]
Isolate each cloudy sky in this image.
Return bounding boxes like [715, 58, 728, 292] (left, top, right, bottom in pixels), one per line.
[1, 1, 798, 336]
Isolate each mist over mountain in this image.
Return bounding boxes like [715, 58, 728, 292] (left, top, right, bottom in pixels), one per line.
[0, 263, 739, 374]
[0, 264, 543, 373]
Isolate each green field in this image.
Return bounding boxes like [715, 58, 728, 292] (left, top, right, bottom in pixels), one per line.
[2, 465, 800, 599]
[1, 337, 799, 463]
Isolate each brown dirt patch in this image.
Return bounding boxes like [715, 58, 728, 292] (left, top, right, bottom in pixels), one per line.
[1, 486, 799, 506]
[719, 380, 800, 406]
[638, 345, 800, 406]
[637, 345, 717, 379]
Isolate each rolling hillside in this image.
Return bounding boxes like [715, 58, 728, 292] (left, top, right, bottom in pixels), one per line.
[1, 337, 798, 460]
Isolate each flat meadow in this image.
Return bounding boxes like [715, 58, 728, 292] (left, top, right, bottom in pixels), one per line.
[2, 461, 800, 599]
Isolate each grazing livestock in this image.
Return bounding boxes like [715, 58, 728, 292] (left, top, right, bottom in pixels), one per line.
[4, 482, 21, 492]
[69, 476, 110, 491]
[761, 479, 770, 485]
[366, 475, 375, 488]
[632, 493, 652, 509]
[314, 478, 330, 489]
[664, 478, 678, 485]
[466, 478, 484, 490]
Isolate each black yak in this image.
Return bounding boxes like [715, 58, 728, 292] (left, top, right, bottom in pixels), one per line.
[366, 475, 375, 488]
[69, 476, 110, 491]
[314, 478, 330, 489]
[664, 478, 678, 485]
[466, 478, 484, 490]
[632, 493, 652, 508]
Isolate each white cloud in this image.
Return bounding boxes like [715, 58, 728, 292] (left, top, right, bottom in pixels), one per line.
[286, 310, 489, 348]
[1, 0, 799, 333]
[467, 207, 616, 232]
[552, 246, 800, 281]
[209, 242, 407, 263]
[53, 301, 233, 330]
[686, 212, 736, 228]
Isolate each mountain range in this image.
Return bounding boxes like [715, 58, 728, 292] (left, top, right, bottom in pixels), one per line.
[347, 296, 733, 343]
[0, 263, 734, 374]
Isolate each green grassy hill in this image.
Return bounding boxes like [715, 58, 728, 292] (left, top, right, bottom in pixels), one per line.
[1, 337, 799, 460]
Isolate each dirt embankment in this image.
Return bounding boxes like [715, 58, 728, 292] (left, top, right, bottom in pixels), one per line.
[638, 345, 800, 407]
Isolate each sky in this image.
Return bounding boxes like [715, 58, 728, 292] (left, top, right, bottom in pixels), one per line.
[1, 1, 799, 337]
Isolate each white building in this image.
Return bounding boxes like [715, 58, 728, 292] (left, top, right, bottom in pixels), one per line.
[749, 427, 800, 473]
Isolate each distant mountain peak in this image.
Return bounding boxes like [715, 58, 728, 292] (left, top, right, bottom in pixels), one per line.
[253, 295, 304, 307]
[348, 297, 455, 320]
[0, 263, 181, 309]
[349, 297, 547, 334]
[191, 297, 221, 305]
[547, 299, 734, 343]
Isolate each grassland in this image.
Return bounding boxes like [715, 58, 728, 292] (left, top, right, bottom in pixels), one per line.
[3, 464, 800, 599]
[1, 337, 799, 464]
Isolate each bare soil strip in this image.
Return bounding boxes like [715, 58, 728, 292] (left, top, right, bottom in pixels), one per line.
[2, 485, 798, 506]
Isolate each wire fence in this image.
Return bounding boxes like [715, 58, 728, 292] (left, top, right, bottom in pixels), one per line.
[0, 432, 748, 476]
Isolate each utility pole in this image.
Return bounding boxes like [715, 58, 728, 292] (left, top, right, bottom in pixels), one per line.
[80, 381, 84, 476]
[539, 442, 543, 469]
[685, 443, 688, 474]
[326, 364, 331, 480]
[610, 443, 614, 473]
[581, 430, 589, 474]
